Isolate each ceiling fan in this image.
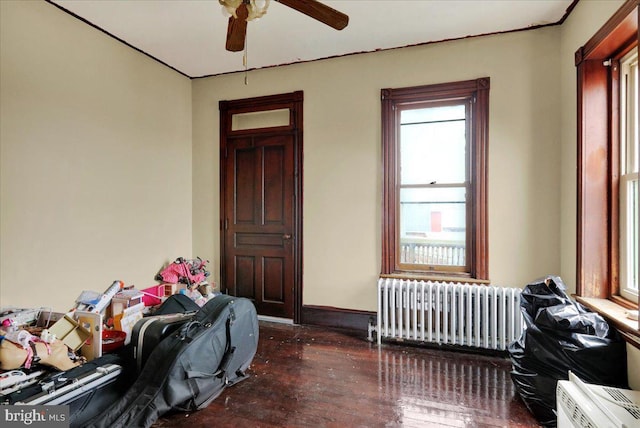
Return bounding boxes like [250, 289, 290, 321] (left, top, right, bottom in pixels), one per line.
[221, 0, 349, 52]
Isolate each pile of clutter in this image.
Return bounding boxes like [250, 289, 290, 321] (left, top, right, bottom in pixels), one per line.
[0, 256, 216, 397]
[152, 257, 216, 307]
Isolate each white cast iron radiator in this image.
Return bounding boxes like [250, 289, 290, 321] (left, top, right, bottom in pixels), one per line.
[376, 278, 524, 350]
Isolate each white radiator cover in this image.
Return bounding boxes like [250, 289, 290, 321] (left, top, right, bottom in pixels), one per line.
[377, 278, 524, 350]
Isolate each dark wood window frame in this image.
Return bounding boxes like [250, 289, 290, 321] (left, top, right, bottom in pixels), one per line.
[575, 0, 639, 340]
[381, 78, 490, 281]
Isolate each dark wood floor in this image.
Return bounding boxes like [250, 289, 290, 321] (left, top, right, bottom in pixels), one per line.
[153, 321, 541, 427]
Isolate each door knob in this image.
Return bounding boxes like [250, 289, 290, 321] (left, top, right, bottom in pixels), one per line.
[283, 234, 292, 240]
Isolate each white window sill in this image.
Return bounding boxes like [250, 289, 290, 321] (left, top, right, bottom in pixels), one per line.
[576, 296, 640, 349]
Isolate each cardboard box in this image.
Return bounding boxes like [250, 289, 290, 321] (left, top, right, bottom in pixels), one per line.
[75, 311, 103, 361]
[48, 315, 92, 351]
[111, 290, 144, 317]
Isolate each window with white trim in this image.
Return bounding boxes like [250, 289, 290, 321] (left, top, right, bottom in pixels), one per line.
[620, 48, 639, 302]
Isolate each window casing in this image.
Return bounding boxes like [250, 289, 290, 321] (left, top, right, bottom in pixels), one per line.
[381, 78, 489, 280]
[576, 0, 639, 309]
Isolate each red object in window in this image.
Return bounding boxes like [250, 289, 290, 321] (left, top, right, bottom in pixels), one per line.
[431, 212, 442, 232]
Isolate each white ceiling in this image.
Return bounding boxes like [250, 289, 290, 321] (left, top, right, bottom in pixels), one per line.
[49, 0, 575, 78]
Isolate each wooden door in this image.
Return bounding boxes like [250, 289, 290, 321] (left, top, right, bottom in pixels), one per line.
[220, 92, 303, 321]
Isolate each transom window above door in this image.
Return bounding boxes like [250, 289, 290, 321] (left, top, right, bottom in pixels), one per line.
[231, 108, 290, 131]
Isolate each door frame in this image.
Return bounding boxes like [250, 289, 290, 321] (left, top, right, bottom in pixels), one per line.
[219, 91, 303, 323]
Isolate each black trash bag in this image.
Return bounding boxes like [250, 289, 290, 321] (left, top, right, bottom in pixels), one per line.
[519, 276, 573, 320]
[534, 305, 610, 337]
[509, 366, 559, 427]
[508, 275, 627, 428]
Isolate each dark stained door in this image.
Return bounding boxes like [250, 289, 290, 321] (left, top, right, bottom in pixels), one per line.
[223, 133, 294, 318]
[220, 91, 303, 321]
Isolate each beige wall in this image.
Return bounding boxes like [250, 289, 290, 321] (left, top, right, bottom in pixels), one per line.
[558, 0, 639, 389]
[628, 345, 640, 390]
[0, 1, 193, 311]
[192, 26, 563, 312]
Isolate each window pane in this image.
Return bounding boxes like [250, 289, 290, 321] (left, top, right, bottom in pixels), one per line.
[400, 120, 466, 184]
[622, 177, 639, 295]
[628, 54, 638, 173]
[630, 179, 638, 292]
[620, 49, 639, 301]
[401, 105, 465, 124]
[231, 108, 289, 131]
[399, 187, 466, 266]
[622, 49, 638, 174]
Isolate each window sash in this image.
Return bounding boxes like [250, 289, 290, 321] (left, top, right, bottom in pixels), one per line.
[397, 100, 470, 272]
[620, 173, 639, 300]
[399, 118, 467, 185]
[619, 48, 638, 301]
[398, 185, 468, 271]
[396, 99, 471, 274]
[621, 49, 638, 176]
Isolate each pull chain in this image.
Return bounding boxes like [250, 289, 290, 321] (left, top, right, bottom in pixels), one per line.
[243, 33, 248, 85]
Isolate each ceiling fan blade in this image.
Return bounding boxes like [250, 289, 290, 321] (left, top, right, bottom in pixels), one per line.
[226, 3, 249, 52]
[276, 0, 348, 30]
